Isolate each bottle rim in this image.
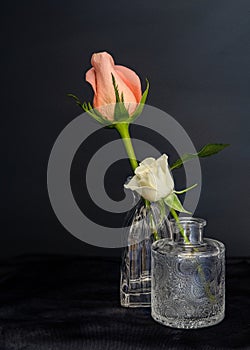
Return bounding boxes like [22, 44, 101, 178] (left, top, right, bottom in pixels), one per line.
[170, 217, 206, 229]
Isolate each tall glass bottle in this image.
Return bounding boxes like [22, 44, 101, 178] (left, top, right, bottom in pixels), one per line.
[120, 195, 169, 308]
[151, 217, 225, 328]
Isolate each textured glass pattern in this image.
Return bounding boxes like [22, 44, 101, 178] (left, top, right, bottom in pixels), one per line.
[120, 199, 169, 308]
[151, 219, 225, 328]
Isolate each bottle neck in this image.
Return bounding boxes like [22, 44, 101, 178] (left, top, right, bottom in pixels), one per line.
[170, 217, 206, 245]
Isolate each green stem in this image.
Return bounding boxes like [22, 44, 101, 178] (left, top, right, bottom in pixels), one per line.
[115, 122, 138, 171]
[115, 122, 157, 239]
[115, 122, 150, 207]
[170, 208, 189, 243]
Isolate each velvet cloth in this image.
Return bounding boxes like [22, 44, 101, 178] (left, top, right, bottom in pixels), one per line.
[0, 256, 249, 350]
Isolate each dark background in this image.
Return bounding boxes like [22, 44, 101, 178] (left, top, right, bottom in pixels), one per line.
[1, 0, 249, 258]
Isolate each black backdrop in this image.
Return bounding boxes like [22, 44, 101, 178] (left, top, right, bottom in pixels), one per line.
[1, 0, 250, 258]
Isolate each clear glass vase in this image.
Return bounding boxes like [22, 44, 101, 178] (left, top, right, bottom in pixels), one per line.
[120, 195, 169, 308]
[151, 217, 225, 328]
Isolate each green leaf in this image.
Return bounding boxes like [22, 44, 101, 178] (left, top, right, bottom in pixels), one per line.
[198, 143, 230, 157]
[170, 143, 230, 170]
[174, 183, 197, 194]
[129, 79, 150, 123]
[170, 153, 197, 170]
[164, 192, 191, 214]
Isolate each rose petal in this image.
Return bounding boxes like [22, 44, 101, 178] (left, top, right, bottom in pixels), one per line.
[115, 65, 142, 103]
[85, 67, 97, 94]
[140, 157, 156, 167]
[125, 183, 159, 202]
[90, 52, 116, 108]
[124, 175, 139, 189]
[86, 52, 143, 120]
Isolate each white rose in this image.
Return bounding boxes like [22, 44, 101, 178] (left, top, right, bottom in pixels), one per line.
[124, 154, 174, 202]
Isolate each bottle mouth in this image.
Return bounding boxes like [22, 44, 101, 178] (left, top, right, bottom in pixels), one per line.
[170, 217, 206, 232]
[170, 217, 206, 245]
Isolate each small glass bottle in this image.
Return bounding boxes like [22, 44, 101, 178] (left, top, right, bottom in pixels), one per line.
[151, 217, 225, 328]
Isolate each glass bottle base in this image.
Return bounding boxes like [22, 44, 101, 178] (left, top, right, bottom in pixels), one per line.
[151, 310, 225, 329]
[120, 290, 151, 307]
[120, 280, 151, 308]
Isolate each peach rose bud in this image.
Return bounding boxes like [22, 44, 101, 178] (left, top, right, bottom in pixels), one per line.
[86, 52, 142, 121]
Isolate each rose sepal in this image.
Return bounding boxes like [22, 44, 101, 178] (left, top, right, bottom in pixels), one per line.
[67, 93, 112, 126]
[128, 79, 149, 123]
[68, 77, 149, 126]
[173, 183, 198, 194]
[111, 76, 149, 124]
[163, 183, 197, 213]
[81, 101, 112, 125]
[164, 192, 191, 214]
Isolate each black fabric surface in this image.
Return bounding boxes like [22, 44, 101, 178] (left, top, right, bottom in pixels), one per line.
[0, 256, 249, 350]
